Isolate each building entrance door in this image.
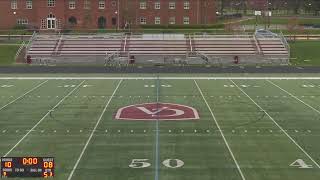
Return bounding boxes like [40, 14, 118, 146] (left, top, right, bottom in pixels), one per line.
[47, 14, 56, 29]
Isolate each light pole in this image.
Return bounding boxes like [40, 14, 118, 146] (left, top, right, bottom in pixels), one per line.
[117, 0, 120, 30]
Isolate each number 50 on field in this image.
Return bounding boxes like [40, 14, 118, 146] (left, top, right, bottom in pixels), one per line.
[129, 159, 184, 169]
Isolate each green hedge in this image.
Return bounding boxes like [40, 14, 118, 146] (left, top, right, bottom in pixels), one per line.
[140, 24, 224, 29]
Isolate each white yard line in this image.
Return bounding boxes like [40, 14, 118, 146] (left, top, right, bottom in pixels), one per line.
[0, 77, 319, 80]
[0, 80, 48, 111]
[194, 80, 246, 180]
[155, 76, 160, 180]
[267, 80, 320, 115]
[230, 79, 320, 168]
[3, 80, 85, 157]
[67, 79, 123, 180]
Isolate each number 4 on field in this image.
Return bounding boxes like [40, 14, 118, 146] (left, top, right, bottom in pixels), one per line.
[290, 159, 313, 168]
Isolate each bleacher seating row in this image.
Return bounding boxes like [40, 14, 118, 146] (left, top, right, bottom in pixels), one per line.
[26, 32, 289, 64]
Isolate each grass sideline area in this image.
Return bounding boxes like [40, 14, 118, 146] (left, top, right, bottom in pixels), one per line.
[241, 17, 320, 26]
[0, 76, 320, 179]
[289, 41, 320, 65]
[0, 45, 20, 65]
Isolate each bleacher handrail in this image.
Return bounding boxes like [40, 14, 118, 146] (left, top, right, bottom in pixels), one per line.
[14, 41, 26, 61]
[25, 31, 37, 57]
[253, 34, 262, 55]
[279, 31, 290, 58]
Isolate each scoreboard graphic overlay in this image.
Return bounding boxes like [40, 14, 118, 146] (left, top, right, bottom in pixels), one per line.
[1, 157, 54, 178]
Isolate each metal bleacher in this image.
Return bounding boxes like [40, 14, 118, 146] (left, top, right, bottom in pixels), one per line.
[26, 31, 289, 65]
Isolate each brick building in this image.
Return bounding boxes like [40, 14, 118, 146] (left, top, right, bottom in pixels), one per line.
[0, 0, 216, 30]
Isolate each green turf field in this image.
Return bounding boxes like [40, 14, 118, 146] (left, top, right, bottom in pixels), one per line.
[1, 76, 320, 180]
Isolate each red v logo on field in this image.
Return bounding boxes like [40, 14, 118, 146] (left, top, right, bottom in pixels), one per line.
[115, 103, 199, 121]
[136, 106, 169, 115]
[136, 106, 185, 117]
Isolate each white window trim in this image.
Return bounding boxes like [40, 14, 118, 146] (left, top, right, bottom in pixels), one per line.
[154, 2, 160, 9]
[169, 2, 175, 9]
[155, 17, 160, 24]
[99, 0, 105, 9]
[140, 17, 147, 24]
[84, 0, 90, 9]
[169, 17, 175, 24]
[17, 19, 29, 25]
[48, 0, 56, 7]
[184, 1, 190, 10]
[41, 19, 46, 29]
[69, 0, 76, 9]
[183, 17, 190, 24]
[11, 0, 17, 9]
[140, 2, 146, 9]
[26, 0, 32, 9]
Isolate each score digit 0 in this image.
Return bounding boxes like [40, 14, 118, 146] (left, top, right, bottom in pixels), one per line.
[43, 161, 54, 168]
[4, 161, 12, 168]
[23, 158, 38, 165]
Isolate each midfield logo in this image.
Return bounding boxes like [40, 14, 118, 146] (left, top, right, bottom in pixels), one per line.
[115, 103, 199, 121]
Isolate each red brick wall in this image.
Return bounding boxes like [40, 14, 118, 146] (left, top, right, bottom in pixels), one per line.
[0, 0, 216, 30]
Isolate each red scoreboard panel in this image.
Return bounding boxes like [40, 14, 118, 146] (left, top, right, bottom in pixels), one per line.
[1, 157, 54, 178]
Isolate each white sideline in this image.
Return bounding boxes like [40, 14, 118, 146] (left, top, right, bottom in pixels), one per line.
[3, 80, 85, 157]
[0, 80, 48, 111]
[230, 79, 320, 168]
[67, 79, 123, 180]
[267, 80, 320, 115]
[0, 77, 319, 80]
[194, 80, 246, 180]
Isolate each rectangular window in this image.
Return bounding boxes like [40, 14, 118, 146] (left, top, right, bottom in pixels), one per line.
[11, 0, 17, 9]
[17, 19, 28, 25]
[154, 2, 160, 9]
[47, 0, 55, 7]
[140, 1, 146, 9]
[169, 17, 175, 24]
[184, 1, 190, 9]
[139, 17, 146, 24]
[69, 0, 76, 9]
[84, 0, 91, 9]
[111, 0, 116, 7]
[154, 17, 160, 25]
[99, 0, 105, 9]
[169, 2, 175, 9]
[183, 16, 190, 24]
[41, 19, 46, 29]
[26, 0, 32, 9]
